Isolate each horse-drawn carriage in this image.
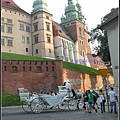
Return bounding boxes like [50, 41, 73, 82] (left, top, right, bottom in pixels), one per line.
[18, 86, 83, 114]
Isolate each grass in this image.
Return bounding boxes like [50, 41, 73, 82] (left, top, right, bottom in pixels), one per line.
[2, 92, 21, 107]
[2, 52, 108, 75]
[2, 52, 54, 61]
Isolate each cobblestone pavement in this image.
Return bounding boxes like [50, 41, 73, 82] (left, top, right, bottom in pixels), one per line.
[2, 106, 119, 120]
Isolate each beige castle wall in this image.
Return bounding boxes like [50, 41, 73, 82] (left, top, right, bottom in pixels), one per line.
[1, 8, 32, 56]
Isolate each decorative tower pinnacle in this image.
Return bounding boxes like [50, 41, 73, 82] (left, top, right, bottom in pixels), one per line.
[31, 0, 50, 14]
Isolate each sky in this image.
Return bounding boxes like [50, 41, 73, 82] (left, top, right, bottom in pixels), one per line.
[13, 0, 119, 31]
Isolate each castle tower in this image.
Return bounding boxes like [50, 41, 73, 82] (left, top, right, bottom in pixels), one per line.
[60, 0, 91, 65]
[31, 0, 55, 58]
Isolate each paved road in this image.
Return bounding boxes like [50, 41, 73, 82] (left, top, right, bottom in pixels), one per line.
[2, 106, 118, 120]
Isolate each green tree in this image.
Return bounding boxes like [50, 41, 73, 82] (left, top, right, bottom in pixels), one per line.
[89, 8, 117, 67]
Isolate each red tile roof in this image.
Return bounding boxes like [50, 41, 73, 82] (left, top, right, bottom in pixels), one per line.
[101, 8, 119, 28]
[2, 0, 29, 15]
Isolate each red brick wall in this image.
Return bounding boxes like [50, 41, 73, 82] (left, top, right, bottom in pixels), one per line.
[2, 60, 114, 94]
[2, 60, 63, 94]
[63, 69, 114, 92]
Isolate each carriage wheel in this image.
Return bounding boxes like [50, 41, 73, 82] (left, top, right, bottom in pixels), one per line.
[30, 98, 44, 114]
[58, 100, 67, 110]
[22, 101, 31, 113]
[68, 99, 77, 111]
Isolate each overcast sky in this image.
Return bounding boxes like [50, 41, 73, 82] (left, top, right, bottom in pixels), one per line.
[13, 0, 119, 31]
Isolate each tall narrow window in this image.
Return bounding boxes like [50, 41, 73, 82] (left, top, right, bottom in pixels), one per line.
[34, 36, 38, 44]
[20, 24, 24, 30]
[80, 51, 82, 56]
[79, 28, 82, 36]
[7, 39, 12, 46]
[47, 36, 51, 43]
[26, 26, 30, 32]
[26, 37, 30, 44]
[26, 48, 28, 52]
[46, 23, 50, 31]
[1, 17, 4, 22]
[83, 51, 85, 57]
[7, 26, 12, 33]
[34, 23, 38, 31]
[22, 36, 25, 43]
[1, 25, 4, 32]
[48, 49, 51, 53]
[1, 38, 4, 45]
[46, 66, 48, 71]
[36, 49, 38, 54]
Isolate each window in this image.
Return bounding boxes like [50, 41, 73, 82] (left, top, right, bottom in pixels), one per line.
[79, 28, 82, 36]
[7, 26, 12, 33]
[7, 39, 12, 46]
[80, 40, 84, 45]
[34, 16, 37, 20]
[12, 66, 17, 72]
[1, 25, 4, 32]
[34, 23, 38, 31]
[49, 49, 51, 53]
[52, 67, 54, 71]
[20, 24, 24, 30]
[46, 66, 48, 71]
[47, 36, 51, 43]
[26, 26, 30, 32]
[46, 23, 50, 31]
[26, 48, 28, 52]
[34, 36, 38, 44]
[83, 51, 85, 57]
[26, 37, 30, 44]
[36, 49, 38, 54]
[6, 1, 10, 5]
[1, 38, 4, 45]
[80, 51, 82, 56]
[22, 36, 25, 43]
[46, 16, 49, 19]
[7, 19, 12, 23]
[36, 67, 42, 72]
[1, 17, 4, 22]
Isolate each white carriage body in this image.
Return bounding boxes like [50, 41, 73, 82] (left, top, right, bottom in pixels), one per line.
[58, 86, 73, 97]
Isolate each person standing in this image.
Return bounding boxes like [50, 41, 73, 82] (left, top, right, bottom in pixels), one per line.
[87, 90, 93, 113]
[65, 81, 71, 97]
[108, 87, 118, 114]
[83, 90, 89, 113]
[99, 89, 106, 113]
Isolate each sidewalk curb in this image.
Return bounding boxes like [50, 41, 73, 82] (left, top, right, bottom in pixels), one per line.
[2, 106, 22, 109]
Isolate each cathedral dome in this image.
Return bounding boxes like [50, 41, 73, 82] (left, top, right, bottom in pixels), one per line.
[65, 3, 78, 14]
[33, 0, 47, 7]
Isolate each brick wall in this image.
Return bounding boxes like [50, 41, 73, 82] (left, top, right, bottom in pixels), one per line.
[63, 69, 114, 92]
[2, 60, 63, 94]
[2, 60, 114, 94]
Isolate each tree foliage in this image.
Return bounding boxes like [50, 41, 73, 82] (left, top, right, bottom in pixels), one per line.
[89, 8, 117, 66]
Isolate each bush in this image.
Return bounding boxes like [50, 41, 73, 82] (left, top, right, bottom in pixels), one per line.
[2, 92, 22, 107]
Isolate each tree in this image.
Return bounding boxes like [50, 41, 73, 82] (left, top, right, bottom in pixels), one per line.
[89, 8, 117, 67]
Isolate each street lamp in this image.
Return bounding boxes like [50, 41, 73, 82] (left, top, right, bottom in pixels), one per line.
[102, 77, 110, 112]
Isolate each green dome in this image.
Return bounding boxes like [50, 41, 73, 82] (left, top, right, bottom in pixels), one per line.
[65, 4, 78, 14]
[33, 0, 47, 7]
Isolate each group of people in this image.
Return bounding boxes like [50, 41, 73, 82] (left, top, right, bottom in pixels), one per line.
[83, 87, 118, 114]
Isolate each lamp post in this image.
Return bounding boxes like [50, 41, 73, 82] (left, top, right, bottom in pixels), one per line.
[102, 77, 110, 113]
